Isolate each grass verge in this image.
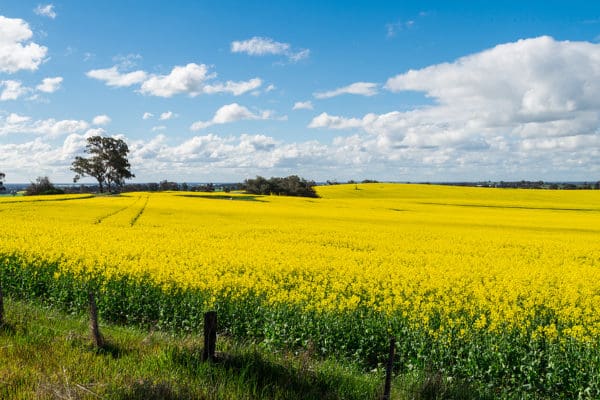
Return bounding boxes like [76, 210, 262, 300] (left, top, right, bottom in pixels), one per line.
[0, 298, 392, 399]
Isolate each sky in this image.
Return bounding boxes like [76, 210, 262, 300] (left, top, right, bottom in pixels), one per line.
[1, 1, 600, 183]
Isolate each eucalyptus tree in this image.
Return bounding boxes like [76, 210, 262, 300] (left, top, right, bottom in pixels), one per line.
[71, 136, 134, 193]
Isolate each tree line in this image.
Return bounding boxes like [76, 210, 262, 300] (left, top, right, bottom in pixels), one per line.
[6, 134, 596, 197]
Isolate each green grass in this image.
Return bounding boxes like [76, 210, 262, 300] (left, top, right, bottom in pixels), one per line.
[0, 298, 388, 399]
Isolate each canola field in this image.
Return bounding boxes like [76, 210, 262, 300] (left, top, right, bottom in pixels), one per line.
[1, 183, 600, 396]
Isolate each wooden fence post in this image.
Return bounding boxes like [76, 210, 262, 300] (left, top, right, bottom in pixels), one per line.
[382, 337, 395, 400]
[202, 311, 217, 362]
[0, 284, 4, 326]
[89, 291, 104, 348]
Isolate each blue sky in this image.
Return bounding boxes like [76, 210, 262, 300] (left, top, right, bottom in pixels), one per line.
[1, 1, 600, 183]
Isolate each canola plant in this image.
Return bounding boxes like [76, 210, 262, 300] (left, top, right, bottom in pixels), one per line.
[1, 184, 600, 395]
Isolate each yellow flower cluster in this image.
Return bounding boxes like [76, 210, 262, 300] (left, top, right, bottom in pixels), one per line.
[1, 184, 600, 342]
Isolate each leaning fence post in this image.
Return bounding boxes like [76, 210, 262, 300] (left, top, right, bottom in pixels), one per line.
[202, 311, 217, 362]
[89, 291, 104, 348]
[382, 337, 396, 400]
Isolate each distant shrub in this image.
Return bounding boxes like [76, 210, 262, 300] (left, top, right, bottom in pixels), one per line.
[243, 175, 318, 198]
[25, 176, 65, 196]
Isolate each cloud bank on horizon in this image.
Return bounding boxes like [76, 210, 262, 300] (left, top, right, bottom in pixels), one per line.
[0, 2, 599, 183]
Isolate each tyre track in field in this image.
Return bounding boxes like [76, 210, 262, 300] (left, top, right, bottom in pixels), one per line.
[129, 194, 150, 227]
[94, 196, 143, 224]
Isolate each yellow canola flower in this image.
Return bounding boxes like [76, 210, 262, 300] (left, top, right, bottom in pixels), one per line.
[1, 185, 600, 342]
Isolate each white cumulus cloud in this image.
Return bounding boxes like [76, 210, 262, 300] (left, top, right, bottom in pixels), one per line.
[0, 113, 90, 138]
[87, 62, 262, 97]
[190, 103, 273, 131]
[0, 80, 29, 100]
[203, 78, 263, 96]
[1, 77, 64, 100]
[86, 66, 148, 87]
[32, 118, 90, 138]
[92, 115, 111, 125]
[232, 36, 289, 55]
[385, 36, 600, 121]
[36, 76, 63, 93]
[142, 112, 154, 120]
[314, 82, 379, 99]
[34, 4, 57, 19]
[0, 16, 48, 73]
[6, 113, 30, 124]
[159, 111, 176, 120]
[231, 36, 309, 62]
[292, 101, 313, 110]
[308, 112, 364, 130]
[140, 63, 212, 97]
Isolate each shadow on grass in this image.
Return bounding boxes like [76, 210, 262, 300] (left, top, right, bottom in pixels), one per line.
[170, 346, 371, 400]
[0, 321, 15, 335]
[176, 194, 266, 202]
[91, 338, 129, 359]
[110, 379, 201, 400]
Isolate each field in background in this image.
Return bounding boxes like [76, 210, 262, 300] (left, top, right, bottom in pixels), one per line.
[1, 183, 600, 397]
